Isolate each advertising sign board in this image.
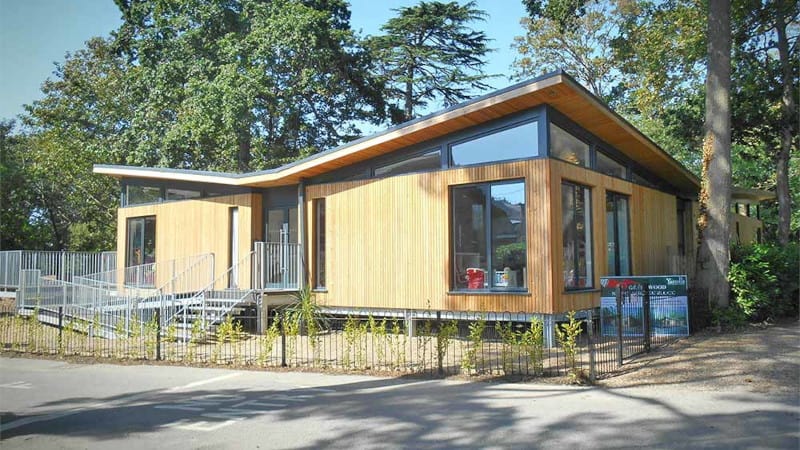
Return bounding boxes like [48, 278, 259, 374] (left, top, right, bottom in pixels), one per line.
[600, 275, 690, 337]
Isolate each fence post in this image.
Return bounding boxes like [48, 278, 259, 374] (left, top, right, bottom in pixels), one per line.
[615, 286, 624, 367]
[436, 311, 443, 376]
[643, 284, 651, 353]
[587, 312, 596, 382]
[155, 308, 162, 361]
[58, 306, 64, 353]
[280, 311, 287, 367]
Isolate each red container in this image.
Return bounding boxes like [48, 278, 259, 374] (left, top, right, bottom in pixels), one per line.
[466, 268, 485, 289]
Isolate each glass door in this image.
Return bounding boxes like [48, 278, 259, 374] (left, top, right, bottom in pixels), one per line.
[265, 207, 297, 288]
[606, 192, 630, 276]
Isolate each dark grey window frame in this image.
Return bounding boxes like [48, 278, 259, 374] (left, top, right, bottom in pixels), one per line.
[121, 179, 249, 207]
[313, 198, 326, 290]
[448, 118, 541, 168]
[562, 181, 594, 291]
[450, 178, 528, 293]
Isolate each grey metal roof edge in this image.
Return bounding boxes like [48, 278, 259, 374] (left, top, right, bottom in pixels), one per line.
[92, 164, 279, 179]
[250, 70, 568, 175]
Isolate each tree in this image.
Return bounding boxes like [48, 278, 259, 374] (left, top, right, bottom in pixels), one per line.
[368, 1, 493, 123]
[695, 0, 732, 307]
[112, 0, 386, 172]
[512, 1, 621, 100]
[0, 122, 57, 250]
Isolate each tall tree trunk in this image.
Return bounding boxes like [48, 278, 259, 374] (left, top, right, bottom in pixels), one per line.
[404, 66, 414, 121]
[696, 0, 732, 308]
[237, 127, 252, 173]
[775, 11, 794, 246]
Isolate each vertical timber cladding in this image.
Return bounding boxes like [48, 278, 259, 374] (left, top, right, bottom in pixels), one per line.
[116, 193, 261, 289]
[305, 159, 554, 313]
[549, 159, 681, 313]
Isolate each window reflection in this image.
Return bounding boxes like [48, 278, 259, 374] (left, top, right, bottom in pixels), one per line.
[451, 121, 539, 166]
[550, 124, 589, 167]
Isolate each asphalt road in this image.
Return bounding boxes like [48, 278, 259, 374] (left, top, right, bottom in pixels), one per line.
[0, 357, 797, 449]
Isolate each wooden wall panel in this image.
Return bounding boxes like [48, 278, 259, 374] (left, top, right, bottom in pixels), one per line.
[549, 159, 682, 313]
[117, 193, 259, 289]
[306, 159, 554, 314]
[731, 213, 762, 245]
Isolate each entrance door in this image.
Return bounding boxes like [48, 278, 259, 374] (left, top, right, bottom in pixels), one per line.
[265, 207, 298, 288]
[606, 192, 631, 276]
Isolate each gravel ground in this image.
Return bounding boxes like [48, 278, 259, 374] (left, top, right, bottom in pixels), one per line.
[599, 319, 800, 394]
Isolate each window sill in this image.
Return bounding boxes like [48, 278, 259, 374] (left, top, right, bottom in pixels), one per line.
[562, 288, 600, 294]
[312, 288, 328, 293]
[448, 290, 530, 296]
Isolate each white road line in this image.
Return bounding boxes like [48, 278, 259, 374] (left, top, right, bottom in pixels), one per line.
[0, 372, 243, 434]
[165, 373, 242, 392]
[0, 381, 33, 390]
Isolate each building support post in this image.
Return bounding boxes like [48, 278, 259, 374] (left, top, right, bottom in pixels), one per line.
[543, 315, 555, 348]
[405, 310, 415, 338]
[297, 180, 307, 291]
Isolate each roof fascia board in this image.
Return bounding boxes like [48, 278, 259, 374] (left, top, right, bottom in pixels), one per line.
[559, 74, 701, 190]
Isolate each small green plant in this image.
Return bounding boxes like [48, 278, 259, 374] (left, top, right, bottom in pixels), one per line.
[496, 321, 516, 374]
[556, 311, 584, 383]
[710, 304, 748, 331]
[285, 287, 326, 363]
[283, 311, 300, 366]
[368, 315, 389, 368]
[389, 318, 406, 369]
[258, 313, 282, 366]
[461, 315, 486, 373]
[187, 318, 204, 363]
[129, 311, 141, 359]
[213, 314, 241, 364]
[165, 320, 178, 360]
[436, 320, 458, 374]
[418, 319, 434, 371]
[114, 315, 127, 358]
[342, 315, 367, 368]
[144, 315, 159, 360]
[520, 317, 544, 375]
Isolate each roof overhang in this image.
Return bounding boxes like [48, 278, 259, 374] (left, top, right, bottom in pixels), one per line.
[94, 71, 702, 193]
[732, 186, 775, 203]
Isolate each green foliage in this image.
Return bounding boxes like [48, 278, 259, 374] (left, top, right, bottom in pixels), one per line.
[342, 315, 367, 369]
[285, 287, 326, 360]
[556, 311, 584, 382]
[496, 321, 516, 373]
[187, 318, 204, 363]
[258, 313, 282, 366]
[513, 1, 619, 100]
[436, 320, 458, 373]
[729, 243, 800, 321]
[389, 318, 406, 369]
[368, 315, 388, 367]
[461, 315, 486, 373]
[367, 0, 493, 122]
[214, 314, 244, 364]
[144, 314, 159, 360]
[520, 317, 545, 375]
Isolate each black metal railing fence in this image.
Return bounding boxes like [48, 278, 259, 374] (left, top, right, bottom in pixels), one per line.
[0, 284, 685, 380]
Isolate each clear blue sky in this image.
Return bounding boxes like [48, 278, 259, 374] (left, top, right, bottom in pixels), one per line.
[0, 0, 527, 121]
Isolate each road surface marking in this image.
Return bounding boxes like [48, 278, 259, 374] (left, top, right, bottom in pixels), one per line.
[0, 373, 243, 434]
[0, 381, 32, 390]
[165, 373, 242, 392]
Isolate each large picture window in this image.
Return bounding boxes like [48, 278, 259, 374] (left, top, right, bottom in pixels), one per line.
[452, 180, 527, 291]
[562, 182, 592, 289]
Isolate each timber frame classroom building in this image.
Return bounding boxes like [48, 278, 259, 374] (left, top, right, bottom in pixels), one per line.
[95, 71, 769, 324]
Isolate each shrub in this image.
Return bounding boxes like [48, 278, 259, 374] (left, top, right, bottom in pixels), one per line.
[729, 243, 799, 322]
[461, 315, 486, 373]
[556, 311, 584, 383]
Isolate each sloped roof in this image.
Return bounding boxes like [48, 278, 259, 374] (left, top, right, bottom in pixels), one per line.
[96, 71, 704, 193]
